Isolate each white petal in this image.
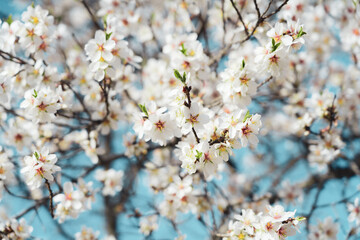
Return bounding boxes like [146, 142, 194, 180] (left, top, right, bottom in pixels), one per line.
[95, 30, 105, 43]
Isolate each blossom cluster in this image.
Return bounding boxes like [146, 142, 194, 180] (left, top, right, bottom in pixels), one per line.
[0, 0, 359, 239]
[21, 148, 60, 190]
[54, 180, 95, 223]
[0, 218, 33, 240]
[95, 169, 124, 196]
[223, 205, 304, 240]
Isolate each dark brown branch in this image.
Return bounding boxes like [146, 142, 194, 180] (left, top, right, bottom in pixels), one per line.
[265, 0, 289, 19]
[15, 204, 39, 219]
[257, 76, 273, 90]
[61, 80, 92, 120]
[98, 79, 111, 122]
[305, 182, 324, 230]
[230, 0, 249, 36]
[253, 0, 261, 19]
[221, 0, 226, 46]
[182, 85, 201, 143]
[263, 0, 275, 15]
[210, 0, 289, 68]
[45, 179, 55, 218]
[4, 184, 33, 200]
[192, 127, 200, 144]
[81, 0, 103, 30]
[0, 50, 31, 65]
[72, 32, 84, 49]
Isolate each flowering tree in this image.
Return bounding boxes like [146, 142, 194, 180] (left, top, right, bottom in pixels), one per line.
[0, 0, 359, 239]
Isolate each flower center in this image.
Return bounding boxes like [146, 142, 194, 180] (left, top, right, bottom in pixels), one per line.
[266, 222, 273, 231]
[240, 76, 250, 85]
[204, 153, 211, 162]
[180, 196, 188, 202]
[269, 55, 280, 64]
[278, 226, 286, 236]
[31, 16, 39, 24]
[242, 125, 251, 135]
[27, 28, 35, 37]
[36, 167, 44, 177]
[355, 207, 360, 214]
[15, 133, 23, 142]
[187, 114, 199, 125]
[17, 225, 24, 232]
[65, 193, 72, 201]
[97, 44, 105, 51]
[274, 34, 282, 42]
[37, 102, 48, 111]
[182, 61, 191, 69]
[39, 42, 48, 51]
[155, 120, 165, 131]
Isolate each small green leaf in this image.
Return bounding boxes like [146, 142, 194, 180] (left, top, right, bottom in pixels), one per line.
[174, 69, 182, 80]
[174, 69, 186, 84]
[182, 72, 187, 83]
[271, 38, 281, 52]
[32, 89, 38, 98]
[242, 59, 245, 69]
[243, 110, 251, 123]
[150, 13, 155, 22]
[105, 32, 112, 41]
[180, 43, 187, 56]
[195, 150, 203, 159]
[6, 15, 13, 25]
[295, 216, 306, 221]
[272, 42, 281, 52]
[138, 104, 149, 117]
[296, 27, 306, 38]
[297, 27, 302, 36]
[31, 2, 35, 8]
[34, 151, 39, 160]
[103, 14, 108, 29]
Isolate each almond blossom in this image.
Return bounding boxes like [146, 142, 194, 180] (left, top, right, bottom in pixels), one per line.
[54, 181, 84, 223]
[20, 87, 61, 123]
[223, 205, 302, 240]
[21, 148, 61, 189]
[1, 0, 359, 239]
[95, 169, 124, 196]
[348, 198, 360, 225]
[0, 218, 33, 240]
[85, 30, 115, 81]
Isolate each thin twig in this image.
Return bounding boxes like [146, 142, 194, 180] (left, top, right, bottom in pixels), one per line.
[230, 0, 249, 36]
[81, 0, 102, 30]
[0, 50, 31, 65]
[45, 179, 55, 218]
[253, 0, 261, 19]
[257, 76, 273, 90]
